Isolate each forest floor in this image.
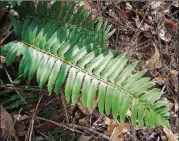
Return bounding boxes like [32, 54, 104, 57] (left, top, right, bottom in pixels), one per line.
[0, 1, 178, 141]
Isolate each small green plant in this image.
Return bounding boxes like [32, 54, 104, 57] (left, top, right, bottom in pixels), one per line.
[0, 1, 170, 128]
[0, 1, 22, 8]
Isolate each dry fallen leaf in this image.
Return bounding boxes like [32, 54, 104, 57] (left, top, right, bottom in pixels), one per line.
[158, 27, 172, 42]
[0, 105, 18, 141]
[0, 40, 3, 46]
[78, 117, 89, 125]
[114, 6, 128, 23]
[163, 127, 178, 141]
[103, 116, 112, 125]
[143, 31, 153, 38]
[13, 114, 29, 121]
[171, 1, 179, 9]
[169, 70, 179, 92]
[151, 1, 163, 10]
[103, 116, 131, 141]
[165, 19, 179, 32]
[134, 14, 155, 35]
[146, 46, 163, 70]
[136, 10, 145, 17]
[79, 135, 91, 141]
[126, 2, 133, 11]
[169, 70, 178, 78]
[150, 2, 169, 15]
[154, 75, 166, 84]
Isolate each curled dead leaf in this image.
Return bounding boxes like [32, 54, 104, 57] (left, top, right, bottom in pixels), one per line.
[146, 46, 163, 70]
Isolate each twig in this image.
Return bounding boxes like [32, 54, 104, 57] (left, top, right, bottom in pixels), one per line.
[36, 130, 55, 141]
[4, 68, 27, 104]
[71, 124, 110, 140]
[128, 2, 151, 53]
[25, 95, 43, 141]
[13, 108, 22, 126]
[1, 29, 13, 44]
[35, 116, 110, 140]
[92, 116, 103, 129]
[35, 116, 83, 134]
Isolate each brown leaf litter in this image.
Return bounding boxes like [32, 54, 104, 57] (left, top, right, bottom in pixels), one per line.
[103, 116, 131, 141]
[146, 46, 163, 70]
[0, 106, 18, 141]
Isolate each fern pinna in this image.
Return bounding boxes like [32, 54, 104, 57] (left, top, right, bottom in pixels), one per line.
[0, 1, 170, 128]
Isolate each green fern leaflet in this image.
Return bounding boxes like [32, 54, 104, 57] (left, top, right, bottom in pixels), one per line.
[0, 1, 170, 128]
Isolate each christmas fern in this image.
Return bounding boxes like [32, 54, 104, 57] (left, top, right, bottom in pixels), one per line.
[0, 1, 170, 128]
[0, 1, 22, 8]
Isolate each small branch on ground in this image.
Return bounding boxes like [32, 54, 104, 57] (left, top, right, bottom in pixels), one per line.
[25, 95, 43, 141]
[35, 116, 110, 140]
[4, 68, 27, 104]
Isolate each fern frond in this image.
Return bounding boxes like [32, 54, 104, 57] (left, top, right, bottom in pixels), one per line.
[15, 1, 114, 48]
[0, 1, 22, 8]
[0, 14, 170, 128]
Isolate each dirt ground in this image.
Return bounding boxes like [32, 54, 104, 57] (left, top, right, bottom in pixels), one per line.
[0, 1, 178, 141]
